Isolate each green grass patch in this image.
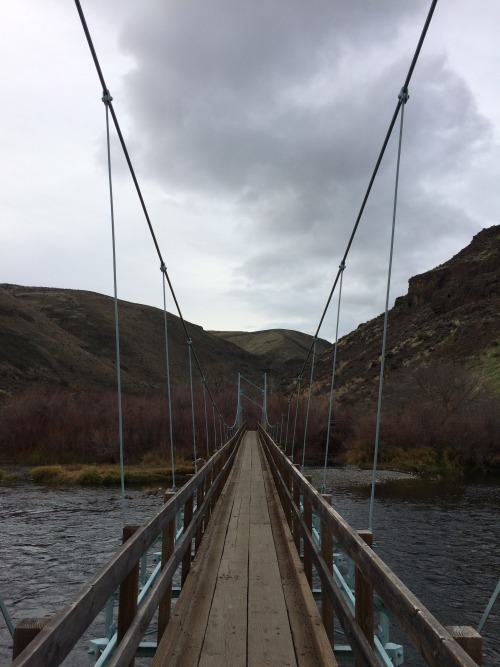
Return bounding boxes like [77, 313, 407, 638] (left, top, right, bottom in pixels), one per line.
[29, 462, 195, 486]
[345, 445, 467, 476]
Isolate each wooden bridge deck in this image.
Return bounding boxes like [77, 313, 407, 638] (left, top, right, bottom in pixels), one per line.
[153, 431, 336, 667]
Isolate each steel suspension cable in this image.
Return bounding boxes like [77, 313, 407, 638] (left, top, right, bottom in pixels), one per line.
[290, 377, 302, 463]
[281, 0, 439, 414]
[322, 263, 345, 493]
[368, 89, 409, 532]
[103, 92, 126, 527]
[284, 400, 291, 453]
[161, 267, 176, 490]
[202, 380, 210, 458]
[212, 403, 217, 451]
[301, 339, 317, 472]
[187, 339, 198, 473]
[74, 0, 236, 430]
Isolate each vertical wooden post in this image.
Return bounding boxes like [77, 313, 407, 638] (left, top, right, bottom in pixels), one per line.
[213, 458, 221, 505]
[182, 494, 194, 585]
[293, 464, 301, 552]
[117, 525, 140, 667]
[355, 530, 374, 665]
[285, 465, 293, 532]
[303, 476, 313, 588]
[321, 494, 334, 645]
[157, 492, 176, 643]
[446, 626, 482, 665]
[206, 467, 213, 523]
[12, 618, 50, 659]
[195, 482, 205, 554]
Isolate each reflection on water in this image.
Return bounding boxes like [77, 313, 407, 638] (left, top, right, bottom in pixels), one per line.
[0, 478, 498, 665]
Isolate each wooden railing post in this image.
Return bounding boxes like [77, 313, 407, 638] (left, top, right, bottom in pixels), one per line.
[292, 464, 301, 552]
[157, 492, 176, 643]
[117, 524, 140, 667]
[303, 476, 313, 588]
[285, 463, 293, 532]
[195, 481, 205, 553]
[355, 529, 374, 664]
[446, 626, 482, 665]
[321, 494, 334, 645]
[181, 494, 194, 585]
[12, 618, 50, 659]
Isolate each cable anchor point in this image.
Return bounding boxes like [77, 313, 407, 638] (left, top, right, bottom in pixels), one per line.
[398, 88, 410, 104]
[102, 89, 113, 105]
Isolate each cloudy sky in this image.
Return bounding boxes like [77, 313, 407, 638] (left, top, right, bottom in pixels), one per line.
[1, 0, 498, 341]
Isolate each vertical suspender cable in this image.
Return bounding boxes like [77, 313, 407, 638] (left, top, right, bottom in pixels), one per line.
[301, 339, 317, 472]
[284, 400, 291, 454]
[212, 403, 217, 451]
[103, 91, 126, 527]
[202, 379, 210, 458]
[369, 89, 409, 532]
[279, 413, 284, 446]
[291, 377, 302, 463]
[187, 339, 198, 473]
[322, 263, 345, 493]
[161, 266, 176, 490]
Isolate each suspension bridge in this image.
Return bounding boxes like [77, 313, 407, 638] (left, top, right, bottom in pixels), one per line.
[2, 0, 498, 665]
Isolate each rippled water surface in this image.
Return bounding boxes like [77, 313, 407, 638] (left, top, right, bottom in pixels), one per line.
[1, 477, 499, 665]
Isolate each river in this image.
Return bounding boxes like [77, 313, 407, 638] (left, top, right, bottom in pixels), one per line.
[1, 475, 499, 666]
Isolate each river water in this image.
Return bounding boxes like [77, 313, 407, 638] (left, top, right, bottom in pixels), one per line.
[1, 476, 499, 666]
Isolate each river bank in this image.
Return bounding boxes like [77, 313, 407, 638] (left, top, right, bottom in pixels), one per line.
[307, 464, 416, 490]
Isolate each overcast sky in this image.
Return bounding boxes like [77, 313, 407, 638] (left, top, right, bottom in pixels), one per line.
[1, 1, 498, 341]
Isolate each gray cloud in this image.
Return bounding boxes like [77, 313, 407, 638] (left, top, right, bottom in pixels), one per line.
[1, 0, 498, 338]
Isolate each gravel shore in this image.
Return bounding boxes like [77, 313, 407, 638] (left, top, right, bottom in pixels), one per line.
[306, 465, 416, 491]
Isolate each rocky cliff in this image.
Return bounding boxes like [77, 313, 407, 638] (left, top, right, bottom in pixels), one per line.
[296, 225, 500, 405]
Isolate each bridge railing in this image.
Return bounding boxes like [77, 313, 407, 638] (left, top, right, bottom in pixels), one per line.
[258, 426, 481, 667]
[11, 425, 246, 667]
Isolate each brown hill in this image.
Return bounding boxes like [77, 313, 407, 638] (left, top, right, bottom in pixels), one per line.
[0, 286, 261, 396]
[210, 329, 331, 373]
[299, 225, 500, 405]
[0, 286, 323, 398]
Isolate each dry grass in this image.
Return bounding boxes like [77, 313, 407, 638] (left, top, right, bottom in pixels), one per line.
[29, 459, 195, 486]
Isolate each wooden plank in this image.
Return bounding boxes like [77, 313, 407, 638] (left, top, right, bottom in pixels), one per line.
[248, 522, 298, 667]
[10, 430, 244, 667]
[260, 444, 337, 667]
[117, 525, 140, 667]
[303, 476, 313, 588]
[258, 427, 480, 667]
[446, 627, 482, 665]
[355, 529, 374, 664]
[320, 495, 334, 646]
[12, 619, 50, 660]
[152, 437, 247, 667]
[248, 437, 297, 667]
[157, 492, 176, 642]
[198, 440, 252, 666]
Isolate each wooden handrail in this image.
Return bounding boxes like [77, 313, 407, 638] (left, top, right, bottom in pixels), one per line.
[258, 426, 479, 667]
[11, 426, 246, 667]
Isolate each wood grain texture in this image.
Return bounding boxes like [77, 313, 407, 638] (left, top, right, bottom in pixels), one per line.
[259, 444, 337, 667]
[152, 440, 246, 667]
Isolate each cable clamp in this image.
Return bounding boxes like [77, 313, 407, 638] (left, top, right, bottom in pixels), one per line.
[398, 87, 409, 104]
[339, 261, 346, 271]
[187, 338, 192, 346]
[102, 89, 113, 105]
[160, 263, 167, 274]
